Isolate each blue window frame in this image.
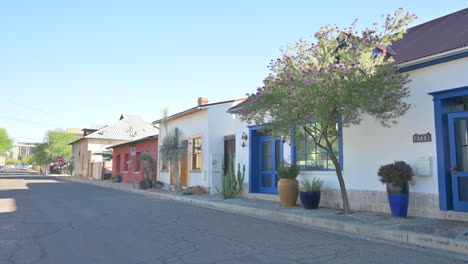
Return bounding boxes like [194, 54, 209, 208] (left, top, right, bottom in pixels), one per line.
[293, 122, 343, 171]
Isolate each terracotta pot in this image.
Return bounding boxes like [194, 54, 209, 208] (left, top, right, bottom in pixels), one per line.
[278, 178, 299, 206]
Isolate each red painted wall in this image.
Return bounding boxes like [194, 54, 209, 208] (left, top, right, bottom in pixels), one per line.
[111, 137, 158, 184]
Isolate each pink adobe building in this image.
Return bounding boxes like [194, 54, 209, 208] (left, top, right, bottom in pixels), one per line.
[108, 135, 158, 184]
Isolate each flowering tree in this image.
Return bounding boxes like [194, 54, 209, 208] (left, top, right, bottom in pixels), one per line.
[233, 9, 417, 214]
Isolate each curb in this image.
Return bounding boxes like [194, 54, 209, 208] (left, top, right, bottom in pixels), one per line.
[58, 176, 468, 256]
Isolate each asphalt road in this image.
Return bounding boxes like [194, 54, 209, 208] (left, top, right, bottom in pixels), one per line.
[0, 172, 466, 264]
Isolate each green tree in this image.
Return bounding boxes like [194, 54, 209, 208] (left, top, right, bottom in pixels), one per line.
[31, 130, 79, 166]
[159, 108, 186, 193]
[5, 158, 21, 165]
[0, 128, 14, 156]
[21, 156, 34, 165]
[233, 9, 416, 214]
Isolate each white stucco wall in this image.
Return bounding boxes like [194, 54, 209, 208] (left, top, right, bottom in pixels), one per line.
[341, 57, 468, 195]
[158, 101, 242, 193]
[158, 110, 209, 187]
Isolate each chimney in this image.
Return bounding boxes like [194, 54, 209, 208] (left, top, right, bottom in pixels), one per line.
[198, 97, 209, 106]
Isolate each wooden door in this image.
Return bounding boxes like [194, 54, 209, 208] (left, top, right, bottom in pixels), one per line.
[180, 140, 189, 186]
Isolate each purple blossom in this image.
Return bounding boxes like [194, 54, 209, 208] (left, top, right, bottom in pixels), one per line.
[289, 86, 296, 90]
[292, 107, 298, 113]
[304, 79, 311, 85]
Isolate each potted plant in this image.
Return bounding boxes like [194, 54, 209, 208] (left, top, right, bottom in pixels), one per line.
[277, 161, 299, 207]
[113, 174, 122, 183]
[299, 177, 324, 209]
[378, 161, 414, 218]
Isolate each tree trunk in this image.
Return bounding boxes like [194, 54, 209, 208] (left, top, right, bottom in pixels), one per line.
[329, 153, 351, 215]
[172, 161, 182, 193]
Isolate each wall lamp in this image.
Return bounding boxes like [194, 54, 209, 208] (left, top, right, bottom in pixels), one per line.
[240, 132, 248, 148]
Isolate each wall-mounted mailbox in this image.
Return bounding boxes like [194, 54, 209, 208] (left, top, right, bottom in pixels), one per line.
[415, 156, 432, 177]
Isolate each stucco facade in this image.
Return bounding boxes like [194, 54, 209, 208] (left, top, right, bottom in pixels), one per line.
[72, 138, 127, 179]
[110, 136, 158, 184]
[156, 99, 244, 193]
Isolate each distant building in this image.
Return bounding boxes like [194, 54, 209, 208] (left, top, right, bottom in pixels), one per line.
[66, 128, 85, 138]
[11, 142, 40, 160]
[70, 115, 158, 179]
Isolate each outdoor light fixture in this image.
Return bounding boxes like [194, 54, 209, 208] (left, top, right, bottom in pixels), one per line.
[241, 132, 248, 148]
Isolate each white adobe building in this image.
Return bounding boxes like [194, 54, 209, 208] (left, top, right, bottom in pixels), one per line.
[153, 98, 244, 193]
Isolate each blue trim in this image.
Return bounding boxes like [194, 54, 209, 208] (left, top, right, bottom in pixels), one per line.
[429, 86, 468, 100]
[431, 87, 468, 211]
[248, 127, 261, 193]
[249, 126, 283, 194]
[433, 99, 451, 210]
[291, 127, 297, 164]
[400, 51, 468, 73]
[338, 117, 344, 171]
[448, 112, 468, 212]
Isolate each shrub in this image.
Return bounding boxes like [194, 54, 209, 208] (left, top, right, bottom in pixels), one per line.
[112, 174, 122, 182]
[378, 161, 414, 185]
[278, 161, 299, 179]
[139, 179, 151, 189]
[156, 180, 165, 186]
[300, 177, 324, 192]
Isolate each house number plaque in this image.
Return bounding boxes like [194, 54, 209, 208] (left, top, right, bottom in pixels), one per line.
[413, 133, 431, 143]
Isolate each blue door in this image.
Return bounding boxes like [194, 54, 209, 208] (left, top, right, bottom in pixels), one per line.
[259, 137, 282, 194]
[448, 112, 468, 212]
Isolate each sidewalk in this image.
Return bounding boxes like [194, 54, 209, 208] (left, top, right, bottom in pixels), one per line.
[57, 175, 468, 256]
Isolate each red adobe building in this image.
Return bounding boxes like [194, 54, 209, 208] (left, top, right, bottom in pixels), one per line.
[108, 135, 158, 184]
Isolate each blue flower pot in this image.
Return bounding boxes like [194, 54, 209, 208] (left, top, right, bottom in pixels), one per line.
[300, 191, 321, 209]
[387, 181, 409, 218]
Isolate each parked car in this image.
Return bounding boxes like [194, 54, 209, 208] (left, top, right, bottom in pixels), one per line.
[0, 166, 5, 173]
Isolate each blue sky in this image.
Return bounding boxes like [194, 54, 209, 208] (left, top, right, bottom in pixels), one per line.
[1, 1, 466, 142]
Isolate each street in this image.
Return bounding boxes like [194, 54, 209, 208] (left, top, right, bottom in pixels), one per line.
[0, 171, 466, 264]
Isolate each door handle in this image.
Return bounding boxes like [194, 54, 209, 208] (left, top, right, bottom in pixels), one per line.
[450, 167, 458, 175]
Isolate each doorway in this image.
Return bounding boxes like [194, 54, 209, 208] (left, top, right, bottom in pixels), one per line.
[223, 136, 236, 175]
[258, 137, 282, 194]
[170, 140, 189, 186]
[448, 112, 468, 211]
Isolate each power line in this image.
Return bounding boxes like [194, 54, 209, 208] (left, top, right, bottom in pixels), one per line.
[0, 98, 88, 124]
[0, 115, 62, 127]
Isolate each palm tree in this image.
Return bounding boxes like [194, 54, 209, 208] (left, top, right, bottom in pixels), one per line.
[160, 127, 185, 193]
